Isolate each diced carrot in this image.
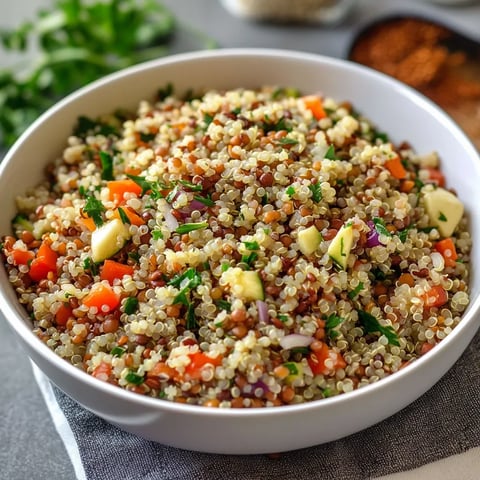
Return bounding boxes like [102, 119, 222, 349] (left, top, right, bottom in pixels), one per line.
[308, 343, 346, 375]
[147, 361, 177, 380]
[384, 156, 407, 179]
[425, 167, 445, 187]
[107, 179, 143, 204]
[423, 285, 448, 308]
[303, 95, 327, 120]
[184, 352, 223, 380]
[55, 303, 73, 327]
[82, 282, 120, 312]
[113, 206, 145, 226]
[11, 249, 35, 266]
[100, 259, 134, 285]
[79, 216, 96, 232]
[29, 241, 58, 281]
[400, 179, 415, 193]
[435, 238, 458, 267]
[92, 361, 112, 381]
[398, 272, 415, 287]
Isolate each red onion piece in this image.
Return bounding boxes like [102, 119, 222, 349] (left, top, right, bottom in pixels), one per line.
[256, 300, 270, 323]
[164, 207, 179, 232]
[178, 199, 208, 218]
[366, 220, 382, 247]
[279, 333, 314, 350]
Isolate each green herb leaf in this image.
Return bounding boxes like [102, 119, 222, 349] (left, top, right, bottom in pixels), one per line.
[357, 310, 400, 346]
[110, 346, 126, 357]
[241, 252, 258, 267]
[372, 217, 392, 237]
[308, 183, 322, 202]
[325, 314, 345, 339]
[203, 113, 214, 127]
[117, 207, 131, 225]
[398, 225, 413, 243]
[139, 131, 156, 143]
[186, 303, 197, 330]
[286, 186, 296, 198]
[193, 194, 214, 207]
[348, 282, 364, 300]
[83, 193, 105, 227]
[125, 371, 144, 385]
[438, 212, 447, 222]
[124, 297, 139, 315]
[276, 137, 298, 146]
[324, 145, 337, 160]
[83, 256, 99, 276]
[175, 222, 208, 234]
[216, 299, 232, 312]
[243, 241, 259, 250]
[152, 228, 163, 240]
[284, 362, 299, 376]
[99, 151, 114, 181]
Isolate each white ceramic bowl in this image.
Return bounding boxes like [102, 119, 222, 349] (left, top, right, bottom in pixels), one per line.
[1, 49, 479, 454]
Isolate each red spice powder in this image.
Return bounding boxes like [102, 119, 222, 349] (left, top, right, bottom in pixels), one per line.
[350, 18, 480, 149]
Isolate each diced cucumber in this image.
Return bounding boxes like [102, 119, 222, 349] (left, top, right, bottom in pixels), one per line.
[327, 223, 353, 270]
[12, 214, 33, 233]
[91, 218, 131, 262]
[222, 267, 264, 301]
[284, 361, 304, 385]
[298, 225, 322, 255]
[423, 187, 464, 237]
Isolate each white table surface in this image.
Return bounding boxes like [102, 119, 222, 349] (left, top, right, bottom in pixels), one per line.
[1, 1, 480, 479]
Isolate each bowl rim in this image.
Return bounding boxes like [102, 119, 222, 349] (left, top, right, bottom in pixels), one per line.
[1, 47, 480, 418]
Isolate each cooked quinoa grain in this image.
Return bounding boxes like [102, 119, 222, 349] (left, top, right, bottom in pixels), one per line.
[2, 86, 471, 407]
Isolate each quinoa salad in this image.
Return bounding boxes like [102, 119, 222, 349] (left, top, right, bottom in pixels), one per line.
[1, 86, 471, 408]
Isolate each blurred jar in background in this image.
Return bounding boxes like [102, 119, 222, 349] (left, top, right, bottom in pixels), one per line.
[220, 0, 357, 25]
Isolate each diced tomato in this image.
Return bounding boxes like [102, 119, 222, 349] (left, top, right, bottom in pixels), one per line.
[303, 95, 327, 120]
[100, 259, 134, 285]
[435, 238, 458, 267]
[11, 249, 35, 266]
[55, 303, 73, 327]
[423, 285, 448, 308]
[184, 352, 223, 380]
[425, 167, 445, 187]
[82, 282, 120, 313]
[308, 343, 346, 376]
[147, 361, 177, 380]
[29, 241, 58, 281]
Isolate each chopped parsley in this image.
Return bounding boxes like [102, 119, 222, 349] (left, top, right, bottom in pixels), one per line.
[99, 151, 114, 181]
[308, 183, 322, 202]
[152, 229, 164, 241]
[438, 212, 447, 222]
[83, 193, 105, 227]
[168, 267, 202, 306]
[139, 132, 156, 143]
[186, 303, 197, 330]
[243, 240, 259, 250]
[110, 346, 126, 357]
[83, 256, 99, 276]
[271, 87, 300, 99]
[125, 371, 144, 385]
[241, 252, 258, 268]
[193, 194, 215, 207]
[348, 282, 364, 300]
[124, 297, 139, 315]
[284, 362, 299, 376]
[203, 113, 214, 127]
[325, 314, 345, 339]
[324, 144, 337, 160]
[261, 115, 292, 133]
[117, 207, 131, 224]
[357, 310, 400, 346]
[175, 222, 208, 234]
[372, 217, 392, 237]
[286, 186, 296, 198]
[276, 137, 298, 146]
[398, 225, 413, 243]
[216, 299, 232, 312]
[372, 130, 389, 143]
[126, 174, 161, 198]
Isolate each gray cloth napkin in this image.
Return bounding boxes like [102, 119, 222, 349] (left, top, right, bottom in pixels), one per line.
[52, 329, 480, 480]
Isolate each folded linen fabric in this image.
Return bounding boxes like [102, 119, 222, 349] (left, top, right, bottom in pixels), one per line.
[34, 330, 480, 480]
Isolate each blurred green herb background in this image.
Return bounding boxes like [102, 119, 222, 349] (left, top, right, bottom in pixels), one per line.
[0, 0, 214, 148]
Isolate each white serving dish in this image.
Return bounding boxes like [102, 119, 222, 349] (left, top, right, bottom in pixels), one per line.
[0, 49, 479, 454]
